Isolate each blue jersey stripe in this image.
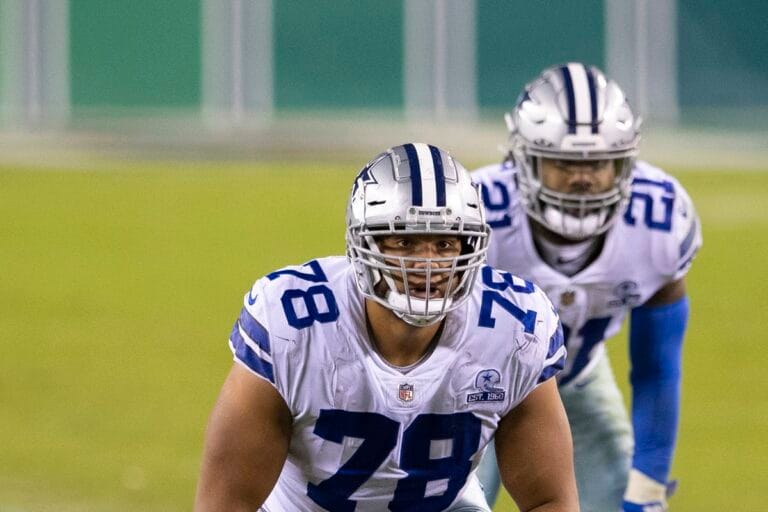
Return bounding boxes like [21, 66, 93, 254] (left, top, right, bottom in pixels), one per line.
[238, 307, 271, 354]
[403, 143, 423, 206]
[538, 355, 565, 383]
[547, 324, 565, 359]
[677, 247, 699, 272]
[679, 218, 698, 258]
[585, 65, 599, 134]
[230, 322, 275, 383]
[559, 66, 577, 134]
[428, 144, 447, 206]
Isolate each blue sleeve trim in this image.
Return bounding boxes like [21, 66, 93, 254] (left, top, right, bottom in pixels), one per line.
[538, 324, 566, 383]
[678, 218, 698, 258]
[238, 307, 271, 354]
[538, 355, 565, 383]
[546, 322, 565, 358]
[629, 296, 689, 483]
[230, 321, 275, 383]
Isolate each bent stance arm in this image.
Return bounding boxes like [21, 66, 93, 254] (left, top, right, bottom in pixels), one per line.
[195, 363, 292, 512]
[495, 378, 579, 512]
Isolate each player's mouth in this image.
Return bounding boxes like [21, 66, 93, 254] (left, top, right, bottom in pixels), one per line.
[407, 280, 447, 299]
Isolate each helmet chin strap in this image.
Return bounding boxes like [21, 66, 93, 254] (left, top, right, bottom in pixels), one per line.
[542, 205, 608, 240]
[384, 288, 451, 327]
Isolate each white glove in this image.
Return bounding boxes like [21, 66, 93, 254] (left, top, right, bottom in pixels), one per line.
[621, 469, 673, 512]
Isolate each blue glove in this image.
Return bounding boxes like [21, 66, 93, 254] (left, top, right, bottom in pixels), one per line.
[622, 469, 676, 512]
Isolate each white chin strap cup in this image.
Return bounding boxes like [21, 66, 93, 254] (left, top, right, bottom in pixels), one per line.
[385, 289, 452, 327]
[543, 205, 608, 239]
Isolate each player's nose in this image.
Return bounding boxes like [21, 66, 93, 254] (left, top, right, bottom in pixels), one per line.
[565, 166, 597, 192]
[411, 242, 443, 263]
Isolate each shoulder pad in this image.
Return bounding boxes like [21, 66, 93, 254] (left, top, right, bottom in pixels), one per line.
[476, 265, 565, 385]
[472, 162, 521, 230]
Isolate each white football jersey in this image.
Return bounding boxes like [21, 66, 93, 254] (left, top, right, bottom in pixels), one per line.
[228, 256, 564, 511]
[472, 160, 702, 386]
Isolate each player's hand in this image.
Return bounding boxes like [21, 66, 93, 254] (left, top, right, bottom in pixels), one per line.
[622, 469, 676, 512]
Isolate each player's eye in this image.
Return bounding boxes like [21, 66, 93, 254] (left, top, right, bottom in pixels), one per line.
[437, 239, 461, 252]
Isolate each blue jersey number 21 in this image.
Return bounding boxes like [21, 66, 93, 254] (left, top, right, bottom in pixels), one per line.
[308, 410, 481, 511]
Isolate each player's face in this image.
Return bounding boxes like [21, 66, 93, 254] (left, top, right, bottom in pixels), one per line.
[376, 234, 462, 299]
[540, 158, 616, 195]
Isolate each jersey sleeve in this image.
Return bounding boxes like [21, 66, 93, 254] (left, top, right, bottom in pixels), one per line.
[228, 277, 279, 387]
[537, 317, 566, 385]
[472, 162, 520, 230]
[227, 258, 343, 412]
[669, 182, 702, 280]
[628, 163, 703, 282]
[482, 267, 567, 416]
[532, 288, 566, 386]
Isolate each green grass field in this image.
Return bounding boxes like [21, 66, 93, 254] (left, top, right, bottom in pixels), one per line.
[1, 161, 766, 511]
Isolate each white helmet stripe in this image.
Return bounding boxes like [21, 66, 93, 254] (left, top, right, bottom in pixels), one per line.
[566, 62, 593, 135]
[413, 143, 438, 207]
[584, 64, 600, 134]
[401, 143, 423, 206]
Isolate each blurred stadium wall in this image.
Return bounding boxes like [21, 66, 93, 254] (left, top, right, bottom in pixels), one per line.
[0, 0, 766, 169]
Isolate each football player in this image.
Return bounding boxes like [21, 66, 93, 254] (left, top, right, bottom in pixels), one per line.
[195, 143, 579, 511]
[472, 63, 702, 512]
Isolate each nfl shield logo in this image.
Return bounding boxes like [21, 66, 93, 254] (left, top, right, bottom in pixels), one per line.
[560, 290, 576, 307]
[398, 383, 414, 402]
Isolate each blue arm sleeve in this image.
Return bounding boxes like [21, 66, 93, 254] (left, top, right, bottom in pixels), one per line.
[629, 296, 689, 483]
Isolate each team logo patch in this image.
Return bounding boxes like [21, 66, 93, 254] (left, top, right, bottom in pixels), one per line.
[467, 369, 506, 403]
[398, 383, 414, 402]
[351, 164, 378, 196]
[608, 280, 641, 307]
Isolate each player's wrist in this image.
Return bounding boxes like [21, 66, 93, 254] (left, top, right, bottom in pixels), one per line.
[622, 468, 668, 510]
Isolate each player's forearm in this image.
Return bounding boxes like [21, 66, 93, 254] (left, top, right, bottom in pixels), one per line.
[630, 372, 680, 480]
[522, 498, 580, 512]
[628, 297, 688, 482]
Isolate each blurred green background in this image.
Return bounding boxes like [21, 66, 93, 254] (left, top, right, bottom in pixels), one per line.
[1, 163, 766, 511]
[1, 1, 767, 510]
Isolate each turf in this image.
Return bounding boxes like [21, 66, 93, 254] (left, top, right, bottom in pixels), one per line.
[0, 162, 766, 510]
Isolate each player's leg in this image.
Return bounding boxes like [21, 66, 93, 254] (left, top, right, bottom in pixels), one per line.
[560, 353, 633, 512]
[475, 443, 501, 507]
[447, 473, 493, 511]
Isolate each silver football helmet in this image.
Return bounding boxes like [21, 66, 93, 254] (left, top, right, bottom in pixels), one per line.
[346, 143, 490, 326]
[507, 62, 641, 240]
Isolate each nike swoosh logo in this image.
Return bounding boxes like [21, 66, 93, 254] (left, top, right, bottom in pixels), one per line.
[247, 291, 258, 305]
